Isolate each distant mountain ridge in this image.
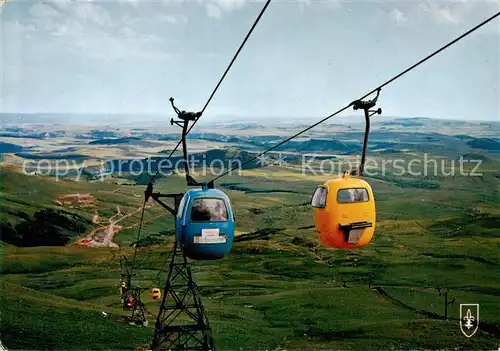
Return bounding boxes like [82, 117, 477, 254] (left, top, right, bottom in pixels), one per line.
[88, 137, 159, 147]
[466, 138, 500, 151]
[0, 142, 24, 154]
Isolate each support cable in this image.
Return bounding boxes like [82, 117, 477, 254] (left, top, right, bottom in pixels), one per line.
[129, 198, 147, 276]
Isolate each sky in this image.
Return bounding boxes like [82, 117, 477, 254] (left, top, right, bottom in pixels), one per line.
[1, 0, 499, 122]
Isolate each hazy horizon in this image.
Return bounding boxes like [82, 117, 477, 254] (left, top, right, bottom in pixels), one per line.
[0, 113, 499, 126]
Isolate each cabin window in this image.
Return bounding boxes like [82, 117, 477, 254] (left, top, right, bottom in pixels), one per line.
[337, 188, 369, 203]
[311, 187, 327, 208]
[177, 195, 188, 219]
[191, 198, 229, 222]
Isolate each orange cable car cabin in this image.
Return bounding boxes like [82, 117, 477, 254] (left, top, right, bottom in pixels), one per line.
[311, 171, 376, 249]
[151, 288, 161, 300]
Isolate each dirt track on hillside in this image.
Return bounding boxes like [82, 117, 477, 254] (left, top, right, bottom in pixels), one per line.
[57, 193, 166, 248]
[56, 193, 96, 208]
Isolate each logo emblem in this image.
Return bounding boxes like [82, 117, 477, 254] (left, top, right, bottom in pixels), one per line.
[460, 304, 479, 338]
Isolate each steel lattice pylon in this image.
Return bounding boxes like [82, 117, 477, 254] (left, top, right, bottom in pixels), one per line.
[130, 286, 148, 327]
[151, 241, 215, 351]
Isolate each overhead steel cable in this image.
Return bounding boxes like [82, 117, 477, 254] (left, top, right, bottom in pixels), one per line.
[199, 0, 272, 116]
[209, 11, 500, 183]
[150, 0, 272, 182]
[129, 197, 147, 276]
[153, 249, 173, 285]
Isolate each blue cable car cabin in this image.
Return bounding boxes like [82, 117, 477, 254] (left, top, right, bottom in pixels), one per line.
[175, 187, 235, 260]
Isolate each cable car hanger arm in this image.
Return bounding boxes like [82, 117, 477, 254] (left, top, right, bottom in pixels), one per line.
[169, 97, 214, 189]
[351, 89, 383, 176]
[150, 194, 180, 217]
[351, 88, 381, 112]
[144, 181, 183, 217]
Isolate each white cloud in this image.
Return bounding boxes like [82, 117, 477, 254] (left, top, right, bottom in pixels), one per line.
[51, 0, 74, 10]
[158, 14, 176, 23]
[29, 2, 60, 19]
[295, 0, 342, 13]
[389, 8, 407, 25]
[73, 2, 112, 26]
[29, 1, 112, 27]
[418, 2, 462, 24]
[8, 1, 174, 62]
[206, 2, 222, 18]
[200, 0, 250, 18]
[119, 0, 139, 8]
[121, 26, 136, 37]
[212, 0, 246, 12]
[52, 19, 84, 38]
[386, 1, 499, 28]
[122, 13, 141, 26]
[319, 0, 342, 10]
[155, 13, 188, 24]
